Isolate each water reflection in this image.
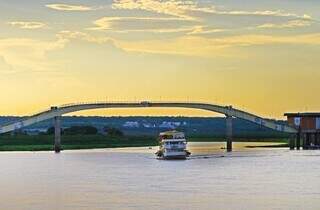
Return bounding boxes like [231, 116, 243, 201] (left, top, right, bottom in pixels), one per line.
[0, 142, 319, 210]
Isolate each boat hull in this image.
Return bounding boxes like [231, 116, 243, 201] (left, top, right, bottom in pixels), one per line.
[156, 150, 190, 160]
[163, 155, 187, 160]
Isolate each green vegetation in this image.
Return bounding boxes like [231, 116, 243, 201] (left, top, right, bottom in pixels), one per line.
[188, 136, 288, 143]
[47, 125, 98, 135]
[0, 134, 289, 151]
[0, 134, 158, 151]
[103, 127, 124, 137]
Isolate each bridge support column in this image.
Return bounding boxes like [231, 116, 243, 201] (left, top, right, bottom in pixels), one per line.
[54, 116, 61, 153]
[226, 115, 232, 152]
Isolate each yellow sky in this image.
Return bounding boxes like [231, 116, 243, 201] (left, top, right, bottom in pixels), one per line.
[0, 0, 319, 119]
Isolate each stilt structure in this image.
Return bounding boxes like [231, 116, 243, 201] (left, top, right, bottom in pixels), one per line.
[285, 113, 320, 150]
[226, 115, 233, 152]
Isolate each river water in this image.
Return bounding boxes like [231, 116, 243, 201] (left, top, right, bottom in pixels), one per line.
[1, 142, 320, 210]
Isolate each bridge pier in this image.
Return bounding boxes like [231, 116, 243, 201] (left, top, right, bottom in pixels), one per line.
[54, 116, 61, 153]
[226, 115, 233, 152]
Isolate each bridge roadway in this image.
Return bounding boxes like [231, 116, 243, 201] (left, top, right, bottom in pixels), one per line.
[0, 101, 298, 152]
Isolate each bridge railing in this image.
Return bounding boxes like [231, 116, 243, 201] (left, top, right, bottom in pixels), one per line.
[58, 100, 227, 108]
[0, 107, 53, 127]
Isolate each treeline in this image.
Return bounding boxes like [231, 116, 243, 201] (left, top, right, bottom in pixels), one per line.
[47, 126, 123, 136]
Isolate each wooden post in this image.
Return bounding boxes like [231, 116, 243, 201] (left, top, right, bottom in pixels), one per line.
[303, 133, 308, 150]
[306, 133, 310, 149]
[296, 130, 301, 150]
[226, 115, 232, 152]
[289, 134, 295, 150]
[54, 116, 61, 153]
[314, 132, 319, 146]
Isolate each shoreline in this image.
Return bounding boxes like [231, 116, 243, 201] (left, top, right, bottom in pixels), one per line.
[0, 134, 288, 152]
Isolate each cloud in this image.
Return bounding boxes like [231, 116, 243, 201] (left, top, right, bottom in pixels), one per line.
[8, 21, 46, 29]
[89, 16, 188, 31]
[46, 3, 94, 11]
[0, 31, 113, 74]
[187, 26, 226, 35]
[257, 19, 312, 29]
[55, 30, 320, 57]
[88, 17, 216, 34]
[112, 0, 215, 20]
[112, 0, 312, 21]
[89, 16, 225, 34]
[89, 16, 226, 34]
[57, 30, 112, 43]
[216, 10, 312, 19]
[112, 33, 320, 57]
[0, 36, 67, 73]
[112, 25, 225, 34]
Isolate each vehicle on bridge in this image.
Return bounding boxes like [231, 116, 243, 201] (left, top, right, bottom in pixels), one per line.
[156, 130, 191, 160]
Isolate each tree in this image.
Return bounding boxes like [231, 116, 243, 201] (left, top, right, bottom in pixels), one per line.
[46, 126, 63, 135]
[103, 126, 123, 136]
[47, 127, 54, 135]
[63, 126, 98, 135]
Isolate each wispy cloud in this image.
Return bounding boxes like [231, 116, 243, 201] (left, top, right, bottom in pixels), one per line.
[112, 25, 224, 34]
[216, 10, 312, 19]
[46, 3, 95, 11]
[57, 30, 112, 44]
[112, 0, 312, 21]
[88, 16, 189, 31]
[112, 0, 214, 20]
[8, 21, 46, 29]
[88, 16, 226, 34]
[187, 26, 226, 35]
[112, 33, 320, 57]
[257, 19, 312, 29]
[0, 36, 67, 72]
[58, 30, 320, 57]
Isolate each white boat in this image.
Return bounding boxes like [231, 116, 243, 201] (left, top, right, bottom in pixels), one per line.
[155, 130, 191, 159]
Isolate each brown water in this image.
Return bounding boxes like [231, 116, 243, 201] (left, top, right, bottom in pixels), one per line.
[0, 142, 320, 210]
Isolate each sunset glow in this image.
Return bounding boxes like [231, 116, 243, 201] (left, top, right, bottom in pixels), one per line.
[1, 0, 319, 118]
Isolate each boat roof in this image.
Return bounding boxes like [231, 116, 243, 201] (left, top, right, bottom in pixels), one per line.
[159, 130, 184, 136]
[162, 139, 186, 142]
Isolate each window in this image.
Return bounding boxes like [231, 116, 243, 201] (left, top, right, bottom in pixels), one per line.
[316, 117, 320, 129]
[294, 117, 301, 126]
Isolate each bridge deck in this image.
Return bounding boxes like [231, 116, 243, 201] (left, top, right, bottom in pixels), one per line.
[0, 101, 297, 134]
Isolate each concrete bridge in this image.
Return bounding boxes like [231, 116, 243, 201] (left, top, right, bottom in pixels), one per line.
[0, 101, 297, 153]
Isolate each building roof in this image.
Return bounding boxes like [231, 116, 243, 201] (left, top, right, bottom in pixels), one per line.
[284, 112, 320, 117]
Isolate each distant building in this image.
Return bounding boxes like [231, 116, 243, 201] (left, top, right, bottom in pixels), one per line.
[142, 123, 156, 128]
[22, 128, 47, 136]
[123, 121, 140, 128]
[159, 121, 181, 129]
[284, 113, 320, 149]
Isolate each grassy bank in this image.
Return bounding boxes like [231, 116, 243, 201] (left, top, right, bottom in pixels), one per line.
[0, 134, 289, 151]
[0, 135, 158, 151]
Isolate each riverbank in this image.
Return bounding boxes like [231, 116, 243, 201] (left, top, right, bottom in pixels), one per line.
[0, 134, 288, 151]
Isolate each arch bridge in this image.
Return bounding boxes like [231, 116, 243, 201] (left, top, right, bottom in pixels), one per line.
[0, 101, 297, 153]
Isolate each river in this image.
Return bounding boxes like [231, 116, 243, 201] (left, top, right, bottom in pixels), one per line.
[0, 142, 320, 210]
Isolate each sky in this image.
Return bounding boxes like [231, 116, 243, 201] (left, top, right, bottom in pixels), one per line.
[0, 0, 319, 118]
